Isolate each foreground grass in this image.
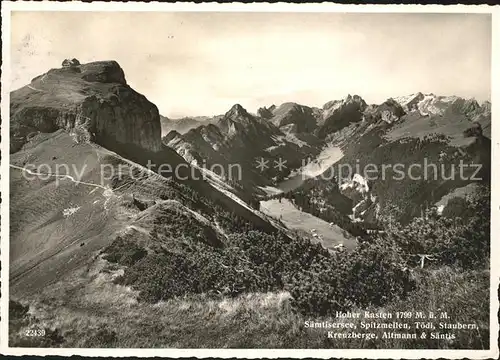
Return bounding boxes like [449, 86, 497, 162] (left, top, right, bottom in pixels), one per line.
[9, 257, 489, 349]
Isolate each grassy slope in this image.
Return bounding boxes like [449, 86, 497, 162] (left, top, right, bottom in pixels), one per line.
[260, 199, 356, 250]
[10, 130, 130, 295]
[9, 130, 277, 297]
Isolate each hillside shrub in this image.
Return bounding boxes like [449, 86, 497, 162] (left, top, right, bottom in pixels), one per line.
[381, 185, 489, 270]
[102, 237, 147, 267]
[115, 246, 264, 302]
[288, 239, 415, 315]
[442, 197, 472, 220]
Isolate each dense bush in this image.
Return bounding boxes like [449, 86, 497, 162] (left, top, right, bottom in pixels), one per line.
[379, 267, 490, 349]
[380, 185, 490, 270]
[229, 230, 330, 288]
[288, 238, 415, 315]
[147, 205, 222, 248]
[442, 196, 473, 220]
[9, 300, 29, 321]
[115, 245, 264, 302]
[109, 230, 328, 303]
[106, 226, 415, 315]
[83, 325, 118, 347]
[102, 237, 147, 267]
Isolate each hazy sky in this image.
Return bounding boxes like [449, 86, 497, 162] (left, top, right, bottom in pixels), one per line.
[11, 12, 491, 118]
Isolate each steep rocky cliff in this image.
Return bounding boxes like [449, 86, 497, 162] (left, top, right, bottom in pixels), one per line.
[269, 102, 318, 133]
[10, 60, 162, 154]
[363, 99, 406, 124]
[316, 94, 367, 138]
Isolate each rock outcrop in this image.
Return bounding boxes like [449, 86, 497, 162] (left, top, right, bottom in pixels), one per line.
[392, 92, 425, 112]
[10, 60, 162, 154]
[316, 94, 367, 138]
[339, 173, 370, 204]
[216, 104, 280, 142]
[363, 98, 406, 124]
[470, 101, 491, 138]
[257, 106, 274, 120]
[269, 102, 317, 133]
[339, 174, 379, 223]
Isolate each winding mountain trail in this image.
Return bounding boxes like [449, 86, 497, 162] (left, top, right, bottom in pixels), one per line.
[10, 164, 109, 191]
[27, 84, 43, 92]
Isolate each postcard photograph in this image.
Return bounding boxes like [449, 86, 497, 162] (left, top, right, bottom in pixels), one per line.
[1, 3, 498, 356]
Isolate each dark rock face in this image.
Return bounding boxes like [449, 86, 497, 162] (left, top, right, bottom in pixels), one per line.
[10, 60, 161, 154]
[270, 102, 317, 133]
[364, 98, 406, 124]
[217, 104, 279, 141]
[316, 94, 367, 138]
[257, 106, 274, 119]
[460, 98, 480, 116]
[79, 61, 127, 84]
[163, 129, 182, 143]
[225, 104, 249, 120]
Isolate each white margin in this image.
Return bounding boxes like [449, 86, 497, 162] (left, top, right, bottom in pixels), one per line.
[0, 2, 498, 359]
[0, 0, 12, 354]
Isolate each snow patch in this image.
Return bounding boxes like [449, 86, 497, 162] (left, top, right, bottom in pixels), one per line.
[340, 173, 369, 194]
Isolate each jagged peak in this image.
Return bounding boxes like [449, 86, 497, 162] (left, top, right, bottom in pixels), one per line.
[162, 129, 182, 143]
[225, 104, 249, 118]
[198, 123, 224, 137]
[345, 94, 365, 103]
[323, 94, 366, 111]
[257, 106, 274, 119]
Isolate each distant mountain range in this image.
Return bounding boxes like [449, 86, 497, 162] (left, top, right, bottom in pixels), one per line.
[162, 92, 490, 203]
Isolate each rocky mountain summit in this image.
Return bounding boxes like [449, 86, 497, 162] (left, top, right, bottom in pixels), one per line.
[392, 92, 490, 121]
[363, 98, 406, 124]
[269, 102, 318, 133]
[10, 59, 162, 155]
